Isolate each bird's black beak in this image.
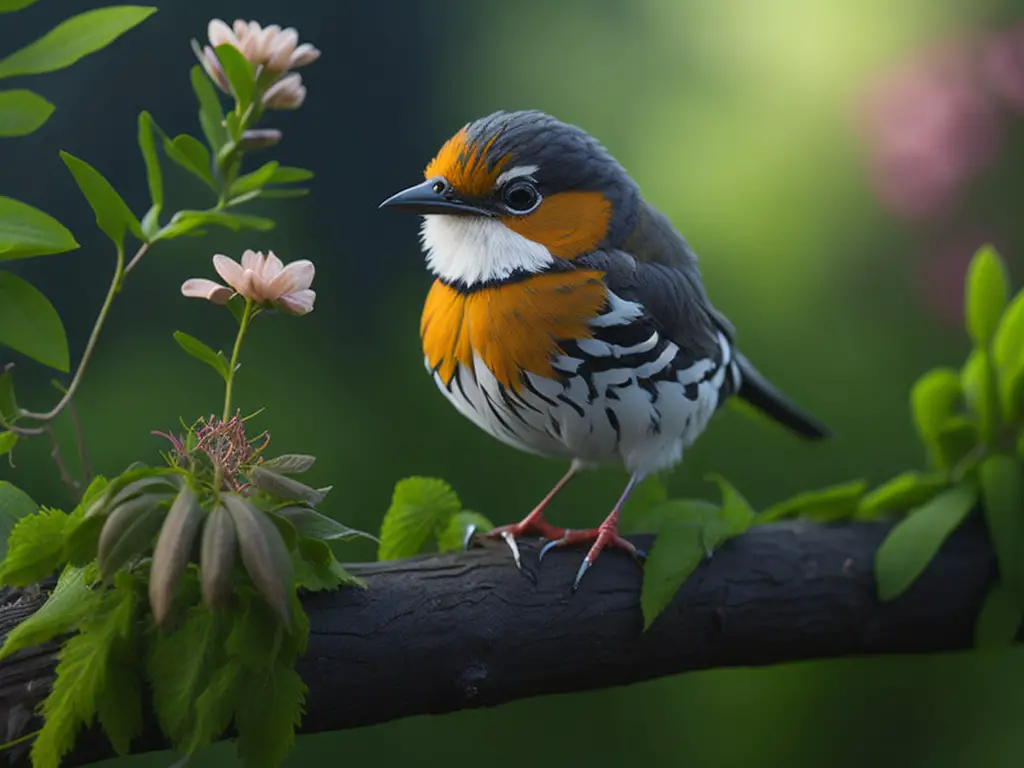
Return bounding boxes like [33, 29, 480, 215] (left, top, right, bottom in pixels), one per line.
[378, 177, 493, 216]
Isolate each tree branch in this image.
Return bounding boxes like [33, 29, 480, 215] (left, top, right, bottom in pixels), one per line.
[0, 516, 1001, 766]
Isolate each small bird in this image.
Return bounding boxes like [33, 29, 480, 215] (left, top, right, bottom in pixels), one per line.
[380, 110, 830, 589]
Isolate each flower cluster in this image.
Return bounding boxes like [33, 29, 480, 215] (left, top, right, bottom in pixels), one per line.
[198, 18, 320, 110]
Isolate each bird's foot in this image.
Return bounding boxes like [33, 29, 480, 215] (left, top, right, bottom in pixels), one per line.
[538, 523, 646, 591]
[474, 515, 568, 571]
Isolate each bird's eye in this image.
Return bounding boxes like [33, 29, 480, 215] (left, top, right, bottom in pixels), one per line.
[502, 181, 541, 214]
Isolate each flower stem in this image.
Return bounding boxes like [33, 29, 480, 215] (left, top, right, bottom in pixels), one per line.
[19, 242, 147, 424]
[222, 298, 254, 420]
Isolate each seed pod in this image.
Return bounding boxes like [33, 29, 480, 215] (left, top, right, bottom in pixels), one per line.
[97, 492, 171, 579]
[222, 494, 293, 629]
[259, 454, 316, 475]
[87, 474, 181, 519]
[248, 466, 329, 504]
[149, 484, 204, 625]
[200, 504, 237, 610]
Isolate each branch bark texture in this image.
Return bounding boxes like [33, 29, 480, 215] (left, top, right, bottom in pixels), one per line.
[0, 517, 1000, 766]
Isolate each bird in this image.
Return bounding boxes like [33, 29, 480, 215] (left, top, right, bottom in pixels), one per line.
[379, 110, 830, 590]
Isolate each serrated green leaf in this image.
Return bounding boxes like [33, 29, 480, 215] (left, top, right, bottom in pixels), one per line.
[706, 474, 756, 532]
[0, 89, 54, 136]
[911, 367, 963, 469]
[229, 161, 280, 197]
[0, 430, 14, 455]
[378, 477, 461, 560]
[0, 271, 69, 372]
[875, 485, 978, 601]
[188, 656, 244, 754]
[641, 522, 707, 630]
[965, 244, 1009, 349]
[979, 455, 1024, 602]
[60, 150, 143, 250]
[292, 537, 365, 591]
[0, 196, 78, 261]
[856, 471, 948, 519]
[974, 581, 1023, 648]
[190, 65, 227, 153]
[962, 349, 999, 445]
[148, 606, 221, 749]
[95, 631, 142, 756]
[235, 661, 306, 768]
[0, 565, 97, 660]
[0, 506, 70, 586]
[215, 43, 256, 108]
[437, 511, 494, 552]
[0, 6, 156, 79]
[137, 111, 162, 212]
[758, 480, 866, 523]
[274, 505, 377, 542]
[173, 330, 229, 382]
[0, 480, 37, 563]
[268, 166, 314, 184]
[0, 0, 42, 12]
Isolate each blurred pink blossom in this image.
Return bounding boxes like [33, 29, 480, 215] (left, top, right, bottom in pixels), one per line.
[857, 39, 1004, 221]
[983, 24, 1024, 115]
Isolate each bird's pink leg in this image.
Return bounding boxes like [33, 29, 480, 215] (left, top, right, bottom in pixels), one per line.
[471, 462, 581, 569]
[538, 473, 646, 591]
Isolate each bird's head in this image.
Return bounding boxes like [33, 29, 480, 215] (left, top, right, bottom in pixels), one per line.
[380, 110, 639, 288]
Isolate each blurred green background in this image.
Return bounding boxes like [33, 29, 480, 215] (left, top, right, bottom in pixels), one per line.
[3, 0, 1024, 765]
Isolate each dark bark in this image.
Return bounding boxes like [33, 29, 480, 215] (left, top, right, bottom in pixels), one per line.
[0, 517, 1000, 766]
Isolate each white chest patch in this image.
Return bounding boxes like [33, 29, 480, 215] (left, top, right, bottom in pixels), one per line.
[419, 214, 554, 287]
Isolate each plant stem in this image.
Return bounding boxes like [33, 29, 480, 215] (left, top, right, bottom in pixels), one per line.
[222, 299, 254, 420]
[20, 241, 149, 423]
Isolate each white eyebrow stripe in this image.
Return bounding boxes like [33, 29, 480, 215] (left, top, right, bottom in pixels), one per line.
[495, 165, 540, 187]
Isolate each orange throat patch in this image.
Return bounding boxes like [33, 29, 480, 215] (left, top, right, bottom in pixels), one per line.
[420, 271, 609, 392]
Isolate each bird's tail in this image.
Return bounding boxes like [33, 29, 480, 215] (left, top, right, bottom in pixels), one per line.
[731, 352, 831, 440]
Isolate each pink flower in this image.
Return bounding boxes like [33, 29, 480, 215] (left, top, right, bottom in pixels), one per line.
[262, 73, 306, 110]
[181, 250, 316, 315]
[983, 24, 1024, 115]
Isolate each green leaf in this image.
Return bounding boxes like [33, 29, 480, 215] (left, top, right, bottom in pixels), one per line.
[229, 161, 280, 197]
[0, 430, 14, 455]
[292, 537, 366, 591]
[874, 485, 978, 601]
[31, 582, 136, 768]
[161, 133, 215, 190]
[758, 480, 866, 523]
[378, 477, 461, 560]
[933, 416, 980, 473]
[0, 196, 79, 261]
[173, 330, 230, 382]
[620, 474, 668, 530]
[974, 581, 1022, 648]
[214, 43, 256, 109]
[273, 505, 377, 543]
[95, 636, 142, 756]
[856, 471, 948, 519]
[437, 511, 495, 552]
[0, 7, 156, 79]
[0, 370, 15, 425]
[0, 506, 71, 586]
[0, 480, 37, 563]
[235, 661, 306, 768]
[965, 243, 1009, 349]
[60, 150, 143, 249]
[154, 210, 275, 241]
[0, 0, 42, 12]
[259, 188, 310, 200]
[961, 349, 999, 445]
[149, 605, 221, 750]
[628, 498, 719, 537]
[640, 522, 707, 630]
[190, 65, 227, 152]
[0, 271, 69, 371]
[268, 166, 314, 184]
[910, 367, 963, 468]
[994, 288, 1024, 373]
[0, 565, 98, 660]
[979, 455, 1024, 601]
[0, 89, 54, 136]
[706, 474, 756, 533]
[137, 111, 162, 211]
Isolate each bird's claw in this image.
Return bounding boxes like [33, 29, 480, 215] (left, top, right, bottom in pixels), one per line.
[500, 530, 522, 571]
[538, 536, 568, 563]
[462, 523, 478, 551]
